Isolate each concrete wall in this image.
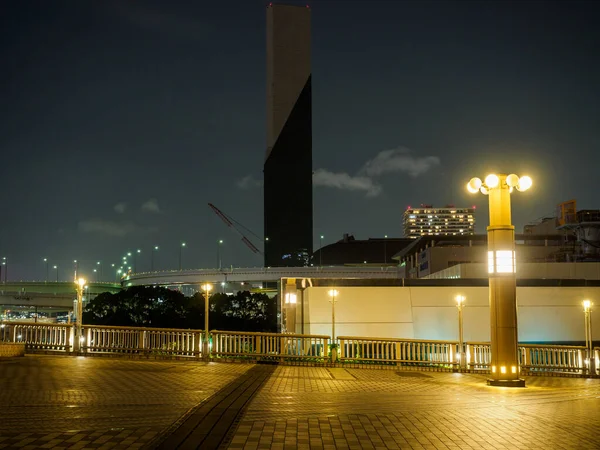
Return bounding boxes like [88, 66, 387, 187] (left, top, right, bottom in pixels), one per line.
[290, 285, 598, 343]
[426, 262, 600, 280]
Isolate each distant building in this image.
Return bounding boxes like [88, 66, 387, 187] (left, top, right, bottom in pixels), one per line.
[264, 3, 313, 267]
[393, 234, 574, 279]
[403, 204, 475, 239]
[312, 234, 413, 266]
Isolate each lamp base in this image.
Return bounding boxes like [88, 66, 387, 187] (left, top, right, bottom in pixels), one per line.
[487, 378, 526, 388]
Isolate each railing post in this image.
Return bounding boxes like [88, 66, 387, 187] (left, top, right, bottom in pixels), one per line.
[84, 328, 90, 354]
[522, 346, 530, 373]
[323, 338, 328, 359]
[194, 331, 201, 359]
[339, 338, 345, 360]
[255, 335, 261, 355]
[279, 336, 285, 362]
[138, 330, 145, 356]
[68, 327, 74, 354]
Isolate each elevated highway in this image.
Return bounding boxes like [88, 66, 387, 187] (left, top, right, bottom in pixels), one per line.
[122, 266, 401, 287]
[0, 281, 122, 315]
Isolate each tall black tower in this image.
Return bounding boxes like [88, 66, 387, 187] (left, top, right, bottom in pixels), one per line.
[264, 4, 313, 267]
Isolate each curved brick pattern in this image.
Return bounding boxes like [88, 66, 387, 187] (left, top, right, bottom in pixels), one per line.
[227, 367, 600, 449]
[0, 356, 251, 449]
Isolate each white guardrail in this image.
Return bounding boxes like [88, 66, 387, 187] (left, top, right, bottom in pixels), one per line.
[1, 321, 598, 376]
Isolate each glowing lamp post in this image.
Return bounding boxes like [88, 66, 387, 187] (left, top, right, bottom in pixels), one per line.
[467, 173, 532, 387]
[201, 283, 213, 360]
[583, 300, 595, 375]
[74, 277, 86, 353]
[328, 289, 339, 362]
[455, 295, 466, 370]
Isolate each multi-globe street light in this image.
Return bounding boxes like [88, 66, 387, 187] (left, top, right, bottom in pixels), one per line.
[466, 173, 532, 387]
[201, 283, 213, 360]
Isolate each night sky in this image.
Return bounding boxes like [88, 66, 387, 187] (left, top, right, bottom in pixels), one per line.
[1, 0, 599, 281]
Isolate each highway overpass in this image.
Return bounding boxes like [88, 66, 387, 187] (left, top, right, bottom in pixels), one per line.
[121, 266, 401, 287]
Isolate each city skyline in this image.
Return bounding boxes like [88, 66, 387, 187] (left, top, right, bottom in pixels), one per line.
[1, 0, 599, 280]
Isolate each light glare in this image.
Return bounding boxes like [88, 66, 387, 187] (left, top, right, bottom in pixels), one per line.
[485, 174, 499, 188]
[517, 175, 532, 191]
[467, 177, 482, 193]
[506, 174, 520, 187]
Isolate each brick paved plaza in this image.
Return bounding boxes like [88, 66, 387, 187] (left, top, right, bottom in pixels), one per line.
[0, 356, 599, 449]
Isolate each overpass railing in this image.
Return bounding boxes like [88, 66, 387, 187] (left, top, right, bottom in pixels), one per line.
[1, 321, 598, 376]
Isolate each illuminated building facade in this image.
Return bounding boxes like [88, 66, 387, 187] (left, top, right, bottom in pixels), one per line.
[403, 205, 475, 239]
[264, 4, 313, 267]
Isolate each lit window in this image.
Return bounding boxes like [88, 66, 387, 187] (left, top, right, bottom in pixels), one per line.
[496, 250, 515, 273]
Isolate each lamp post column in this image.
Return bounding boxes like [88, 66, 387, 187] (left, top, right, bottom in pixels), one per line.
[456, 295, 465, 370]
[74, 278, 85, 353]
[487, 175, 523, 386]
[584, 301, 594, 376]
[201, 283, 213, 361]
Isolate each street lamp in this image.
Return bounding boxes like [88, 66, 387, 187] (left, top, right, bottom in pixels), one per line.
[455, 295, 466, 369]
[384, 235, 388, 264]
[467, 173, 532, 387]
[583, 300, 595, 375]
[73, 260, 78, 278]
[151, 246, 159, 271]
[53, 265, 58, 282]
[217, 240, 224, 270]
[133, 249, 141, 273]
[43, 258, 48, 283]
[93, 269, 98, 282]
[201, 283, 213, 360]
[179, 242, 186, 270]
[320, 235, 324, 267]
[2, 257, 7, 283]
[97, 261, 102, 281]
[74, 277, 86, 353]
[328, 289, 339, 340]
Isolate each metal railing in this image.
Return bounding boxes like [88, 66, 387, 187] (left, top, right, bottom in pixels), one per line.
[82, 325, 203, 357]
[1, 321, 598, 377]
[338, 336, 456, 367]
[0, 321, 72, 352]
[211, 330, 329, 361]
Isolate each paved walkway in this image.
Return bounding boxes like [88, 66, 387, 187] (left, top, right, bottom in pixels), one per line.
[0, 356, 251, 449]
[0, 356, 599, 449]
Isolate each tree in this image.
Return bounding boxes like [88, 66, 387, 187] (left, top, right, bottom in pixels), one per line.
[83, 287, 278, 332]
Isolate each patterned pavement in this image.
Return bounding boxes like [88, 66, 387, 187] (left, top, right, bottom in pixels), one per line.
[1, 357, 599, 449]
[227, 367, 600, 450]
[0, 356, 251, 449]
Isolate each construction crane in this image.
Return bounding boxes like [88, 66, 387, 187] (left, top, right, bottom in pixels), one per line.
[208, 203, 263, 255]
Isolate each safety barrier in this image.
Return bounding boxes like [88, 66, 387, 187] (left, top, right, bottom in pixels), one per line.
[211, 330, 329, 361]
[1, 321, 597, 376]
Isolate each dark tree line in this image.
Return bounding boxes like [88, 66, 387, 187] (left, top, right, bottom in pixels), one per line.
[82, 286, 278, 332]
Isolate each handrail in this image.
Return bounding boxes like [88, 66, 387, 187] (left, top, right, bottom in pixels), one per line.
[211, 329, 329, 339]
[1, 321, 597, 376]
